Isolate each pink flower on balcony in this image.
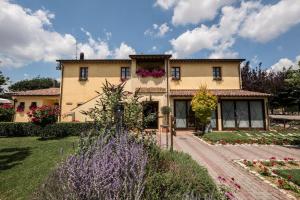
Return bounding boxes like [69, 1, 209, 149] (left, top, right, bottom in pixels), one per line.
[136, 68, 165, 78]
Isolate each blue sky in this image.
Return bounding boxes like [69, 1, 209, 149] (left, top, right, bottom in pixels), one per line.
[0, 0, 300, 83]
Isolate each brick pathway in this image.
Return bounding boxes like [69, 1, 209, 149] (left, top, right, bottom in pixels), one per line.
[172, 131, 300, 200]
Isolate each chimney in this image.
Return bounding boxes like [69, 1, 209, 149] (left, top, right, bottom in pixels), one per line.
[80, 52, 84, 60]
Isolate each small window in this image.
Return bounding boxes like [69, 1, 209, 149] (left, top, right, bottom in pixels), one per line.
[121, 67, 130, 81]
[213, 67, 222, 80]
[17, 102, 25, 112]
[171, 67, 180, 80]
[29, 102, 37, 110]
[79, 67, 88, 80]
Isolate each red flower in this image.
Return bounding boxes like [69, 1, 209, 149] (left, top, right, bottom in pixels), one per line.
[288, 175, 293, 180]
[235, 183, 241, 189]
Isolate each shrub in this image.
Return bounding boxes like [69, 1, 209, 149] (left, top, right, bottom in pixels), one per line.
[27, 105, 60, 127]
[0, 104, 15, 122]
[0, 122, 95, 137]
[191, 86, 217, 133]
[144, 146, 220, 200]
[33, 132, 148, 200]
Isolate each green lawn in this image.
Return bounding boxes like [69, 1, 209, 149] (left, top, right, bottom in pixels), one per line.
[201, 131, 300, 145]
[0, 136, 78, 200]
[275, 169, 300, 186]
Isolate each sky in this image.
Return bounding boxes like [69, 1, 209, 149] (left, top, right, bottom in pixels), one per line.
[0, 0, 300, 84]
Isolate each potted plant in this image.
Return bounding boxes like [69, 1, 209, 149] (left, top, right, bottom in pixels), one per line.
[160, 106, 171, 132]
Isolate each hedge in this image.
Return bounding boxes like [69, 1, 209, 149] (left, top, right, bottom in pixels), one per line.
[144, 146, 221, 199]
[0, 122, 95, 137]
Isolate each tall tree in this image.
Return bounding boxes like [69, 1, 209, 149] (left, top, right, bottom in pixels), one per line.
[0, 71, 9, 94]
[241, 61, 299, 113]
[9, 77, 60, 91]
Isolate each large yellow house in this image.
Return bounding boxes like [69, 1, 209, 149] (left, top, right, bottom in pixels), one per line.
[57, 54, 270, 130]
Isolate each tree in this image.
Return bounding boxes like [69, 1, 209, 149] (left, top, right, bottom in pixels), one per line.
[0, 71, 9, 93]
[191, 86, 217, 134]
[285, 66, 300, 113]
[83, 80, 154, 135]
[241, 61, 289, 113]
[9, 77, 59, 91]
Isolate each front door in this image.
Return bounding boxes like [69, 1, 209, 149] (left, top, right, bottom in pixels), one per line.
[175, 101, 187, 128]
[175, 100, 196, 129]
[143, 101, 158, 129]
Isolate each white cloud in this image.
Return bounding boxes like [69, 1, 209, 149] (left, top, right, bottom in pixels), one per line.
[168, 0, 300, 58]
[0, 0, 76, 67]
[172, 0, 235, 25]
[144, 23, 171, 37]
[0, 0, 135, 67]
[154, 0, 177, 10]
[79, 28, 111, 58]
[170, 25, 222, 57]
[113, 42, 136, 59]
[155, 0, 235, 25]
[239, 0, 300, 42]
[268, 56, 300, 72]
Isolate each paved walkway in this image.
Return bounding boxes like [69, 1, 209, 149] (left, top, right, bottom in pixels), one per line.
[171, 132, 300, 200]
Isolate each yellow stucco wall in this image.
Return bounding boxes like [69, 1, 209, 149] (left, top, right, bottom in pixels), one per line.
[13, 96, 59, 122]
[60, 62, 129, 120]
[169, 61, 241, 89]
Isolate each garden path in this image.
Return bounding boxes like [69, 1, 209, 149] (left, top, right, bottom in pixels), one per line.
[172, 131, 300, 200]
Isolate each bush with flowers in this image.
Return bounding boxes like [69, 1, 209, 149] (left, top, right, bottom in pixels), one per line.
[136, 68, 165, 78]
[0, 103, 15, 122]
[27, 105, 60, 127]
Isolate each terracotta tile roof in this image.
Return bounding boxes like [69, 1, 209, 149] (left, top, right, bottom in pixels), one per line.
[170, 89, 270, 97]
[137, 87, 166, 93]
[11, 88, 60, 96]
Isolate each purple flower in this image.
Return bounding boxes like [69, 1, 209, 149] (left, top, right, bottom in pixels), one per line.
[54, 133, 148, 199]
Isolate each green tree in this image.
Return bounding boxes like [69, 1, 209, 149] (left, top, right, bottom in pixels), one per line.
[191, 86, 217, 134]
[0, 71, 9, 93]
[82, 80, 154, 135]
[284, 65, 300, 113]
[9, 77, 59, 91]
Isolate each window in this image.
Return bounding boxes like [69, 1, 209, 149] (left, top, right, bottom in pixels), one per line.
[29, 102, 37, 110]
[17, 102, 25, 112]
[121, 67, 130, 80]
[221, 100, 265, 129]
[213, 67, 222, 80]
[171, 67, 180, 80]
[79, 67, 88, 80]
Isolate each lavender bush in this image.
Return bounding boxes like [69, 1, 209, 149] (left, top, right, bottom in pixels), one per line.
[34, 132, 147, 200]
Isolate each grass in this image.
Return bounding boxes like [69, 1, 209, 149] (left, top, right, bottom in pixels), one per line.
[275, 169, 300, 186]
[201, 131, 300, 145]
[0, 136, 78, 200]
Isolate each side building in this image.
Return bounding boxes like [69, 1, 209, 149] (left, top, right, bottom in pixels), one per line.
[12, 88, 60, 122]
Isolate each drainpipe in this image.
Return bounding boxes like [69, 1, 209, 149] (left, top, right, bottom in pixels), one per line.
[166, 58, 169, 109]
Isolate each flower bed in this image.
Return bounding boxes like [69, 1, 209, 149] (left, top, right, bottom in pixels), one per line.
[201, 131, 300, 145]
[236, 157, 300, 199]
